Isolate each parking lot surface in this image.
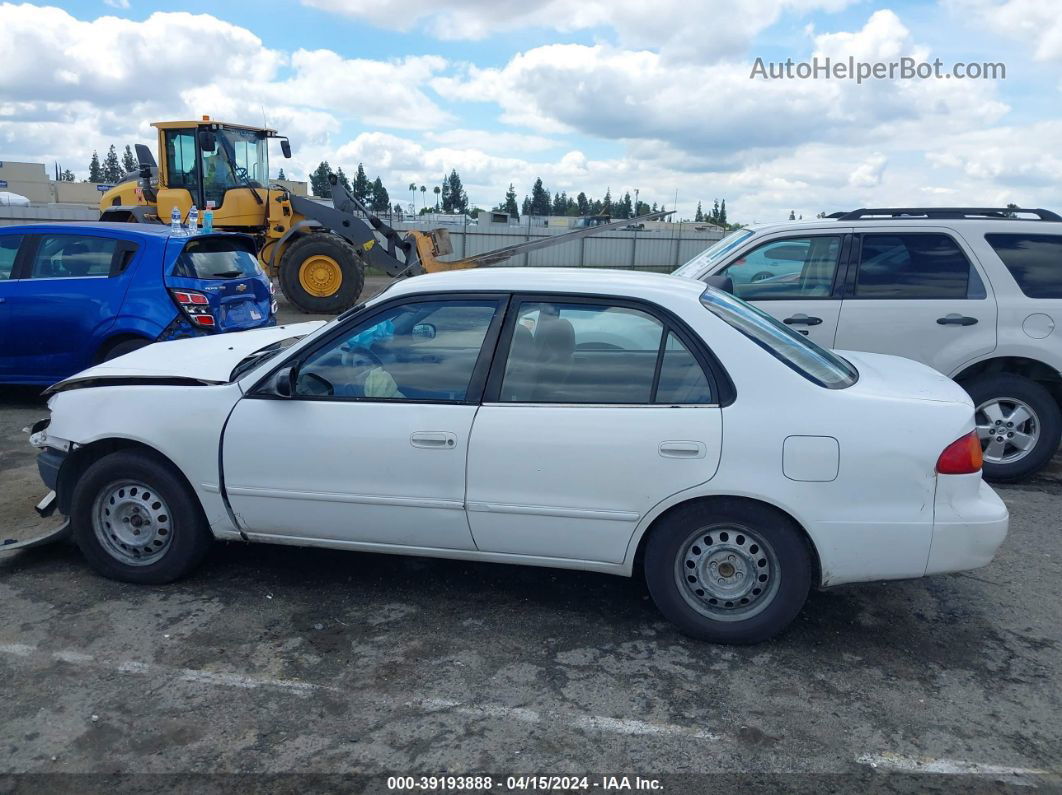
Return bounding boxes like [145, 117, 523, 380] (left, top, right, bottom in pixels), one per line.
[1, 283, 1060, 788]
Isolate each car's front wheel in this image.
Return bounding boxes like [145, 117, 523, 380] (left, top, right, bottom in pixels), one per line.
[70, 450, 212, 584]
[644, 499, 812, 644]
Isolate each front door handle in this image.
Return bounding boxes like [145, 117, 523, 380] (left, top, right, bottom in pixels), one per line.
[784, 314, 823, 326]
[659, 441, 707, 459]
[410, 431, 457, 449]
[937, 314, 978, 326]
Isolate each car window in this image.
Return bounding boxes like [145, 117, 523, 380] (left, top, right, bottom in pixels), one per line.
[0, 235, 22, 280]
[701, 288, 857, 389]
[672, 228, 755, 278]
[499, 301, 713, 404]
[656, 332, 713, 404]
[171, 236, 260, 279]
[985, 233, 1062, 299]
[719, 236, 842, 300]
[295, 299, 499, 401]
[853, 233, 982, 299]
[28, 235, 118, 279]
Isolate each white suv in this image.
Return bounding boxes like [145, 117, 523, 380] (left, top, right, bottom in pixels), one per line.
[674, 207, 1062, 481]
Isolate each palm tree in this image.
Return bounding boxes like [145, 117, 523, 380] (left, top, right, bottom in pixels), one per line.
[433, 185, 441, 211]
[408, 182, 416, 212]
[420, 185, 426, 214]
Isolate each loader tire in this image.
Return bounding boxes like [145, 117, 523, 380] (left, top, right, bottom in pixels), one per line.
[279, 234, 365, 314]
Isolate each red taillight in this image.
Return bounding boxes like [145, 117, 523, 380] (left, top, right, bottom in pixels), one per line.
[936, 431, 983, 475]
[169, 288, 215, 328]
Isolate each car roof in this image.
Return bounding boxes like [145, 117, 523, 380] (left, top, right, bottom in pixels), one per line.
[0, 222, 247, 240]
[382, 267, 708, 303]
[740, 218, 1062, 236]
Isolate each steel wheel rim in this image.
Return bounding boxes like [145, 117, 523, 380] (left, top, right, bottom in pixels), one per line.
[975, 397, 1040, 464]
[674, 524, 780, 622]
[92, 480, 173, 566]
[298, 255, 342, 297]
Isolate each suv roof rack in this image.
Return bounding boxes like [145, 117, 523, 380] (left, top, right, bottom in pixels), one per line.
[825, 207, 1062, 222]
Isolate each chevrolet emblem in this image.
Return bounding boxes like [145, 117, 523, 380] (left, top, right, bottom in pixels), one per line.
[236, 283, 247, 292]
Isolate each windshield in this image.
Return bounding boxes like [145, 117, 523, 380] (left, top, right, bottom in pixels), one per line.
[700, 288, 857, 389]
[673, 228, 755, 278]
[171, 237, 262, 279]
[202, 126, 268, 206]
[229, 336, 304, 381]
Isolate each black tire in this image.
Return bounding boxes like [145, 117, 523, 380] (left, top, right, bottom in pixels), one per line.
[70, 450, 212, 584]
[644, 499, 812, 644]
[99, 337, 150, 362]
[962, 373, 1062, 483]
[278, 234, 364, 314]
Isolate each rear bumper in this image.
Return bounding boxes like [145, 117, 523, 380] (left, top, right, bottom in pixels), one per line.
[926, 474, 1009, 575]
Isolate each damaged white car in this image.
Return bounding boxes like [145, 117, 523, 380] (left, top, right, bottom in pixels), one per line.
[28, 268, 1008, 643]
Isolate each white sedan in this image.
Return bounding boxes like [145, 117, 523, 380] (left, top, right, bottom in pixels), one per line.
[30, 268, 1008, 643]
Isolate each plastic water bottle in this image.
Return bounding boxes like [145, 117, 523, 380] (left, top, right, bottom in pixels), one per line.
[203, 204, 214, 234]
[170, 206, 181, 234]
[188, 205, 199, 234]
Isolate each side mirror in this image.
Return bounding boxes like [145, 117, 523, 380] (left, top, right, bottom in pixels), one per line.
[705, 274, 735, 294]
[272, 366, 295, 398]
[198, 130, 217, 153]
[280, 139, 292, 159]
[412, 323, 436, 340]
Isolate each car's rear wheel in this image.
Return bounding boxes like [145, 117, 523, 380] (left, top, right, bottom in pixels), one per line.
[70, 450, 212, 584]
[963, 373, 1061, 482]
[644, 500, 812, 644]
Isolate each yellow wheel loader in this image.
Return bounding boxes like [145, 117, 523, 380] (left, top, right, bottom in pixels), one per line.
[100, 117, 671, 314]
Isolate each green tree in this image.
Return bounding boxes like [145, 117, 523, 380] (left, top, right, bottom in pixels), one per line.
[121, 145, 137, 174]
[88, 151, 102, 182]
[442, 169, 467, 214]
[576, 192, 589, 216]
[500, 183, 519, 220]
[277, 168, 286, 180]
[310, 161, 332, 197]
[694, 202, 704, 222]
[521, 195, 532, 216]
[409, 183, 417, 212]
[420, 185, 427, 208]
[788, 209, 796, 220]
[634, 200, 651, 216]
[102, 145, 123, 183]
[528, 178, 550, 216]
[617, 192, 633, 219]
[371, 177, 389, 212]
[601, 188, 612, 216]
[334, 166, 352, 194]
[433, 185, 441, 210]
[719, 199, 728, 227]
[353, 163, 371, 203]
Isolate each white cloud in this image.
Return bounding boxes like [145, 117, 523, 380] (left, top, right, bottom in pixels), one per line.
[302, 0, 853, 62]
[950, 0, 1062, 61]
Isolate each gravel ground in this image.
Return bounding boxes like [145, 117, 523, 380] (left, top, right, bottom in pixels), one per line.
[0, 279, 1059, 790]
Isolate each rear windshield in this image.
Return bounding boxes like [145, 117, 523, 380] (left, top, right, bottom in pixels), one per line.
[985, 233, 1062, 299]
[700, 288, 858, 389]
[171, 237, 261, 280]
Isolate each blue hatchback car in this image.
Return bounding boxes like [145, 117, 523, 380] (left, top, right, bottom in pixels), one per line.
[0, 222, 275, 385]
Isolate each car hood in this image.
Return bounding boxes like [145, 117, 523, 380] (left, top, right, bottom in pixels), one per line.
[46, 322, 325, 393]
[838, 350, 972, 405]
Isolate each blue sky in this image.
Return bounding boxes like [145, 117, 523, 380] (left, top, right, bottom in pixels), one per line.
[2, 0, 1061, 221]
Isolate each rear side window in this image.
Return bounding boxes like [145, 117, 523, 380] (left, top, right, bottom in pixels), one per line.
[0, 235, 21, 280]
[985, 234, 1062, 298]
[171, 237, 261, 279]
[29, 235, 118, 279]
[499, 301, 714, 404]
[853, 233, 983, 299]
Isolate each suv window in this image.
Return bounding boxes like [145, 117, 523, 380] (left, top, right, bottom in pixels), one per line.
[295, 299, 500, 401]
[171, 237, 260, 279]
[985, 234, 1062, 299]
[28, 235, 118, 279]
[0, 235, 21, 280]
[853, 233, 983, 299]
[500, 301, 713, 404]
[719, 236, 842, 300]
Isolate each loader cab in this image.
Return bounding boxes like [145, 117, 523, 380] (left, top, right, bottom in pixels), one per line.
[154, 119, 276, 229]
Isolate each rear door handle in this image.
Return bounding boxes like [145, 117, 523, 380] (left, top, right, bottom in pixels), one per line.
[659, 441, 707, 459]
[783, 314, 823, 326]
[410, 431, 457, 449]
[937, 314, 978, 326]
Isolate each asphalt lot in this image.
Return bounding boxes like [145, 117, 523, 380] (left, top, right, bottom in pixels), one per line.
[1, 280, 1060, 788]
